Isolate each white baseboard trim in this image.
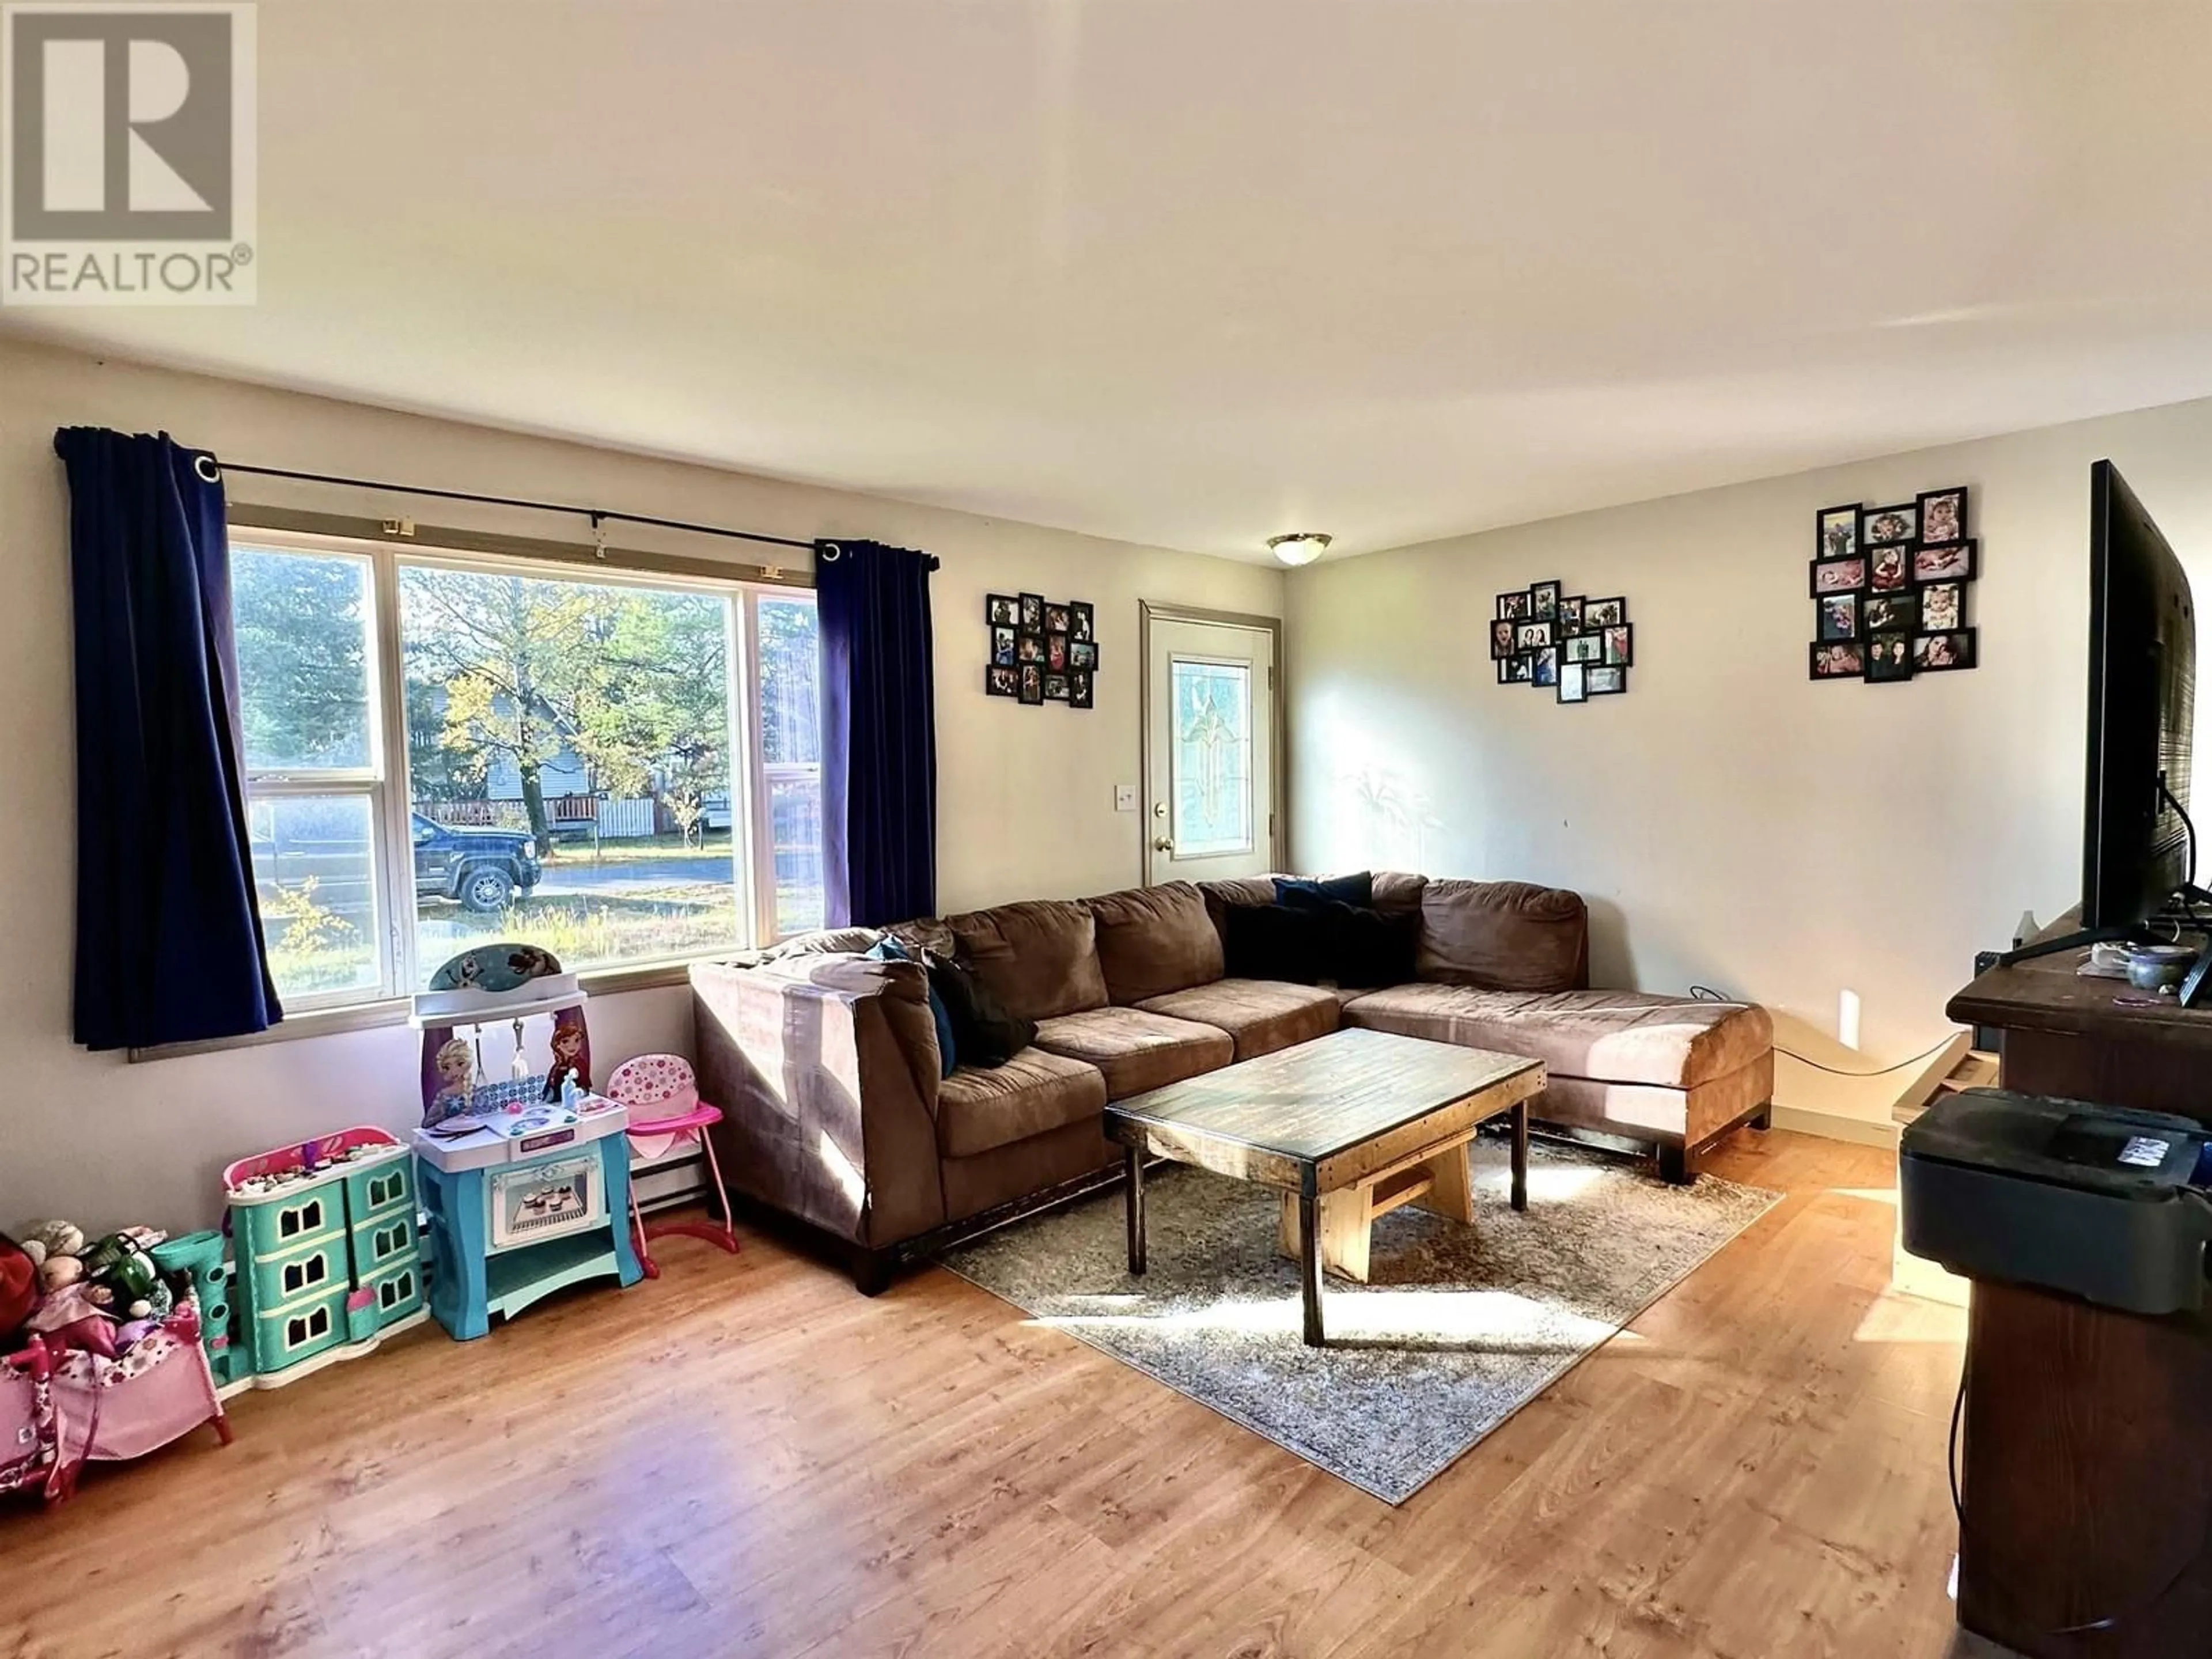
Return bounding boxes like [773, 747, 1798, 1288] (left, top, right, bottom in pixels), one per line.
[1769, 1102, 1902, 1150]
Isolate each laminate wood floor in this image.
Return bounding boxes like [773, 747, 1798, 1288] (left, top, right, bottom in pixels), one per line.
[0, 1130, 1979, 1659]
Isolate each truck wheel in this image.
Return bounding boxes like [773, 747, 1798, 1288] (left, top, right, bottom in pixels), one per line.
[459, 866, 513, 914]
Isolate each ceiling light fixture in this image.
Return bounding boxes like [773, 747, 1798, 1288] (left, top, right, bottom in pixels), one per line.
[1267, 532, 1333, 567]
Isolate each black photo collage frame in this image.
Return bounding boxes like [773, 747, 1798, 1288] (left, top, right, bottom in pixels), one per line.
[985, 593, 1096, 708]
[1490, 580, 1631, 703]
[1809, 487, 1978, 683]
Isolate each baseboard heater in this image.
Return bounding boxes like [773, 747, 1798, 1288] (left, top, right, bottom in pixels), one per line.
[631, 1144, 709, 1215]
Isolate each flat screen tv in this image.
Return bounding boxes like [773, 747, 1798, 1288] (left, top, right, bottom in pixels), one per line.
[2082, 459, 2196, 931]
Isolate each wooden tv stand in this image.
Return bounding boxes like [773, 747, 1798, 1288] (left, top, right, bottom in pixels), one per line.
[1942, 912, 2212, 1658]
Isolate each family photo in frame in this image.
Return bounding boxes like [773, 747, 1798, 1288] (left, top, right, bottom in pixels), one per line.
[986, 593, 1098, 708]
[1806, 487, 1978, 683]
[1494, 580, 1631, 703]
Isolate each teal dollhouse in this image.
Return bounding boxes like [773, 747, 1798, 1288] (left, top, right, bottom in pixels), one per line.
[222, 1128, 427, 1384]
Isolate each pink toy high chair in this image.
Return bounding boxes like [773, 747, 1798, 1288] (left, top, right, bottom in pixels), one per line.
[605, 1053, 739, 1279]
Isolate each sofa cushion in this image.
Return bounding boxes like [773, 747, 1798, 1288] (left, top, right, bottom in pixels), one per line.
[1342, 985, 1772, 1090]
[935, 1047, 1109, 1159]
[1417, 879, 1589, 992]
[944, 899, 1109, 1022]
[1086, 881, 1224, 1003]
[1370, 872, 1430, 914]
[1031, 1006, 1236, 1100]
[1134, 978, 1342, 1062]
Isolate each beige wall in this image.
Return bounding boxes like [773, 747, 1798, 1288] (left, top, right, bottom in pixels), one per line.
[0, 337, 1279, 1233]
[1287, 395, 2212, 1071]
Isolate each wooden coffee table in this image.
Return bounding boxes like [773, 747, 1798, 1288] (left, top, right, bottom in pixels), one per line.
[1103, 1027, 1546, 1346]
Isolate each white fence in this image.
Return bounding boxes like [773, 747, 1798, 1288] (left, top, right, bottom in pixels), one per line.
[592, 797, 657, 838]
[424, 795, 662, 839]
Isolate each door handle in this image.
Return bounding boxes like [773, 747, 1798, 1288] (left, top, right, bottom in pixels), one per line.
[1152, 837, 1174, 854]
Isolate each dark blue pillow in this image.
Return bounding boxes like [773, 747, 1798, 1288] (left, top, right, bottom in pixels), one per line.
[1275, 871, 1374, 910]
[866, 937, 957, 1078]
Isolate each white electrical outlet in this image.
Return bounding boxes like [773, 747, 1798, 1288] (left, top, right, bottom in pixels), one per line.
[1838, 988, 1862, 1051]
[1115, 784, 1138, 812]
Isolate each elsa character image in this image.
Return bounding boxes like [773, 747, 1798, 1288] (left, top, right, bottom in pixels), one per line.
[433, 1038, 474, 1111]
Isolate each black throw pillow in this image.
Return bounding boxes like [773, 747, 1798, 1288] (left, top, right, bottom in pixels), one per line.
[1224, 898, 1418, 989]
[1275, 871, 1375, 911]
[1224, 900, 1327, 983]
[1320, 900, 1420, 988]
[923, 949, 1037, 1069]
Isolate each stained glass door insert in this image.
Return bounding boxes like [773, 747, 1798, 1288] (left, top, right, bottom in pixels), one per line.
[1170, 658, 1253, 857]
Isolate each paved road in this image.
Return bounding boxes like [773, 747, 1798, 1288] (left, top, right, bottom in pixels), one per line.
[533, 855, 734, 895]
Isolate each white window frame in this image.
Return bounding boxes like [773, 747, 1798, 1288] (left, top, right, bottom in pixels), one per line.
[740, 588, 825, 945]
[228, 528, 818, 1022]
[235, 540, 399, 1013]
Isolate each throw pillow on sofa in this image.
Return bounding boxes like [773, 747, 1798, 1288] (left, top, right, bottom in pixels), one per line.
[923, 949, 1039, 1069]
[866, 938, 958, 1078]
[1224, 900, 1323, 983]
[1224, 897, 1417, 989]
[1274, 870, 1375, 910]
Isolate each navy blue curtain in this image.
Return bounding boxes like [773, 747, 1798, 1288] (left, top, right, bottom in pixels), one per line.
[56, 428, 281, 1050]
[816, 539, 938, 928]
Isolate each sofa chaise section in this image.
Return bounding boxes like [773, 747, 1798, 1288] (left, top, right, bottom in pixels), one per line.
[1343, 982, 1774, 1181]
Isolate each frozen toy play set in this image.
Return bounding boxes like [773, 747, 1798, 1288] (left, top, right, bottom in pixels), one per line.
[406, 943, 643, 1339]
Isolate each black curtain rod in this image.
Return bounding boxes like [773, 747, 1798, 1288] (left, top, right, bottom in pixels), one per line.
[211, 459, 820, 553]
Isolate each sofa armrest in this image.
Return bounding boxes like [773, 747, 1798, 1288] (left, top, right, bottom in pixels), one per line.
[692, 953, 947, 1251]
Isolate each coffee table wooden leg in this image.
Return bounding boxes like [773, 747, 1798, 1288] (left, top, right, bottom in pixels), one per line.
[1298, 1191, 1325, 1346]
[1422, 1141, 1476, 1225]
[1512, 1100, 1529, 1213]
[1125, 1145, 1146, 1275]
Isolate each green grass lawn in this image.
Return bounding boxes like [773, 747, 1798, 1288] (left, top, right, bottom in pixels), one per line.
[421, 887, 742, 969]
[540, 830, 733, 865]
[266, 858, 817, 1000]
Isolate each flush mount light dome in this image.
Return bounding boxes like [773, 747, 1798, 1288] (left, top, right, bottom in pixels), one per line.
[1267, 533, 1333, 567]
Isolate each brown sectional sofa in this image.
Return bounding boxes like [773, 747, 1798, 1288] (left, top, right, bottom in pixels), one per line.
[692, 873, 1774, 1290]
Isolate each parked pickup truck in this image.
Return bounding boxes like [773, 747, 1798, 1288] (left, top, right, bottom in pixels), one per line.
[412, 813, 543, 913]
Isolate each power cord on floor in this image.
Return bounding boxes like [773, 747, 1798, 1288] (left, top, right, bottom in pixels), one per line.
[1685, 986, 1967, 1080]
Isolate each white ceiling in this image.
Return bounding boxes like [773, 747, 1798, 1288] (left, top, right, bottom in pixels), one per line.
[12, 1, 2212, 561]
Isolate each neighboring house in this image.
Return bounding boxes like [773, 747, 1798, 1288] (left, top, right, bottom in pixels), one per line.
[483, 745, 592, 807]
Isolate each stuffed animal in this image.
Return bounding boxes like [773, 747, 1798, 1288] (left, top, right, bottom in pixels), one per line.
[16, 1221, 93, 1299]
[82, 1232, 172, 1322]
[20, 1219, 84, 1281]
[22, 1221, 84, 1260]
[37, 1253, 84, 1294]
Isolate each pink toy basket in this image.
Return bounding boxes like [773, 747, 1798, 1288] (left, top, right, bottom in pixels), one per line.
[605, 1053, 738, 1279]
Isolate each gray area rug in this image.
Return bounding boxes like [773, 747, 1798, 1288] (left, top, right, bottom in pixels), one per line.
[941, 1140, 1780, 1503]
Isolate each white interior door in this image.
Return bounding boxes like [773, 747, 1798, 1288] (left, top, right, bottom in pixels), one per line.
[1143, 612, 1278, 884]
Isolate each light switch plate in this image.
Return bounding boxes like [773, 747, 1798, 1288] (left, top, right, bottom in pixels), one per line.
[1115, 784, 1138, 812]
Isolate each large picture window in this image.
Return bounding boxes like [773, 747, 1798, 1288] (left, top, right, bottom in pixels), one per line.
[231, 535, 820, 1012]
